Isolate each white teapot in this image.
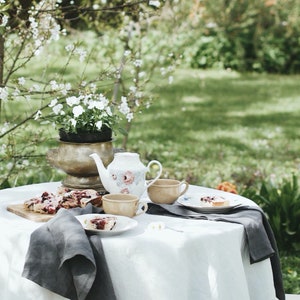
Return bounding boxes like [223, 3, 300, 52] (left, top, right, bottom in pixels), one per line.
[89, 152, 162, 197]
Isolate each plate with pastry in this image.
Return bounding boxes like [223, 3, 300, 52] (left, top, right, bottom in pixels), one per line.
[177, 194, 242, 213]
[76, 213, 138, 236]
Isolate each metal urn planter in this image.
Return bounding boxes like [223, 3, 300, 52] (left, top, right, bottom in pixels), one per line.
[47, 138, 114, 193]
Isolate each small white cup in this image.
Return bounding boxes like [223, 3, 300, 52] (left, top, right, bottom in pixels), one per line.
[102, 194, 148, 218]
[147, 179, 189, 204]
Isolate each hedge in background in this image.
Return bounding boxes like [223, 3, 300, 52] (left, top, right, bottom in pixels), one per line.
[189, 0, 300, 74]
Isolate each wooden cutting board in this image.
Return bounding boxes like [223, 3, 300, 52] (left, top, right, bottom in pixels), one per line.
[7, 204, 54, 222]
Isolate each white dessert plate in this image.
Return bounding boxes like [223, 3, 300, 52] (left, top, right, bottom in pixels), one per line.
[177, 195, 242, 213]
[75, 213, 138, 236]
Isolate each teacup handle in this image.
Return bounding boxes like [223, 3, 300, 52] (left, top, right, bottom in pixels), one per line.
[135, 201, 148, 216]
[146, 160, 162, 189]
[179, 181, 189, 196]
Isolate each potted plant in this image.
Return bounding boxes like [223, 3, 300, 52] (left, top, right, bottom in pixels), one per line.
[48, 92, 120, 143]
[45, 89, 133, 191]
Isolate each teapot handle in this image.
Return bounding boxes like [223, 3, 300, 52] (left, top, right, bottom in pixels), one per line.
[146, 160, 162, 189]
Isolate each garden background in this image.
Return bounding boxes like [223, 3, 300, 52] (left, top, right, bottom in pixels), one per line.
[0, 0, 299, 294]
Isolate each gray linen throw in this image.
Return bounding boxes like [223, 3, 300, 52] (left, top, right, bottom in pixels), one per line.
[146, 203, 285, 300]
[22, 205, 116, 300]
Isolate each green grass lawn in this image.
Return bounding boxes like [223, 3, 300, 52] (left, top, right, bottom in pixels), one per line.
[118, 69, 300, 192]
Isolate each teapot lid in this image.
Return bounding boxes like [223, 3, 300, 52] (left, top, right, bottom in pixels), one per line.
[115, 152, 139, 157]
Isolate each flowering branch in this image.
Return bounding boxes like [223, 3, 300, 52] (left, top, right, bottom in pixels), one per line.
[0, 0, 178, 188]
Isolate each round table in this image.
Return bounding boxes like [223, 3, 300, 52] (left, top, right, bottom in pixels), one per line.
[0, 182, 278, 300]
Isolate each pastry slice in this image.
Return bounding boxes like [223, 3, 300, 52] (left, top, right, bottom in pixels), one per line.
[200, 195, 230, 207]
[85, 216, 117, 230]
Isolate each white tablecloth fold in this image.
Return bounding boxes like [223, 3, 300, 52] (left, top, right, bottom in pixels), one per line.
[22, 205, 116, 300]
[146, 203, 285, 300]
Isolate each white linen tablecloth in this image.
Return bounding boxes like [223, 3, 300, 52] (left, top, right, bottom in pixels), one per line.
[0, 182, 278, 300]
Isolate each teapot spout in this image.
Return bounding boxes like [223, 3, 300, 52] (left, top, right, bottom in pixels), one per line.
[89, 153, 110, 192]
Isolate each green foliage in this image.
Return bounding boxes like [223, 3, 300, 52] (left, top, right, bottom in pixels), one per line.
[281, 252, 300, 294]
[188, 0, 300, 73]
[243, 175, 300, 252]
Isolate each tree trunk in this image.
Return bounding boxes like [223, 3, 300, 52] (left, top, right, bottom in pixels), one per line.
[0, 34, 4, 86]
[0, 34, 4, 119]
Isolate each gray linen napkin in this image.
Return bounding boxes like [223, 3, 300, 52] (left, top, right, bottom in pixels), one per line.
[22, 204, 116, 300]
[146, 203, 285, 300]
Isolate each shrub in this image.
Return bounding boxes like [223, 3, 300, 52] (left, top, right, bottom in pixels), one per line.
[188, 0, 300, 74]
[281, 253, 300, 294]
[242, 175, 300, 252]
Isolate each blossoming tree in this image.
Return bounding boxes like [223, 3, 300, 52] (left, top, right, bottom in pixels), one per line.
[0, 0, 180, 188]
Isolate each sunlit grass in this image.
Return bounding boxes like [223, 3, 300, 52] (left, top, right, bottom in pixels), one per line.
[117, 68, 300, 191]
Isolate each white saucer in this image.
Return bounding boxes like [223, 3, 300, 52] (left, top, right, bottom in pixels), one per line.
[76, 213, 138, 236]
[177, 194, 242, 213]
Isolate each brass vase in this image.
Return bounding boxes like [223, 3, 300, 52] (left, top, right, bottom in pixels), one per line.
[47, 139, 114, 192]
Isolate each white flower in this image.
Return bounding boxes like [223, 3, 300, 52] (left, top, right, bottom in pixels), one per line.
[138, 71, 146, 78]
[95, 120, 103, 130]
[29, 17, 38, 29]
[22, 160, 29, 166]
[106, 106, 113, 116]
[18, 77, 26, 85]
[133, 59, 143, 67]
[65, 83, 72, 91]
[59, 83, 72, 95]
[124, 50, 131, 57]
[160, 67, 166, 76]
[76, 48, 87, 62]
[0, 87, 8, 101]
[12, 88, 20, 97]
[87, 100, 96, 110]
[65, 44, 75, 52]
[66, 96, 80, 106]
[34, 38, 42, 48]
[126, 112, 133, 122]
[50, 80, 59, 90]
[53, 104, 64, 115]
[49, 98, 58, 107]
[73, 105, 84, 118]
[129, 86, 137, 93]
[34, 110, 42, 120]
[70, 119, 76, 127]
[90, 83, 96, 92]
[0, 15, 9, 27]
[135, 91, 143, 98]
[149, 0, 161, 8]
[98, 93, 109, 104]
[50, 23, 61, 41]
[0, 122, 9, 134]
[6, 162, 14, 171]
[119, 97, 130, 115]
